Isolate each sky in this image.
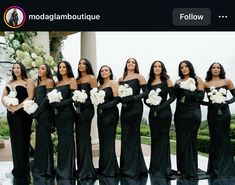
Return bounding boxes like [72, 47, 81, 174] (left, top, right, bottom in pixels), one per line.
[1, 31, 235, 120]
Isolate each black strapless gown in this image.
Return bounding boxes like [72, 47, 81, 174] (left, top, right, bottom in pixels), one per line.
[97, 87, 119, 177]
[205, 86, 235, 178]
[33, 85, 55, 178]
[6, 85, 32, 178]
[54, 85, 75, 180]
[76, 83, 95, 179]
[148, 83, 173, 177]
[174, 84, 202, 178]
[119, 79, 147, 177]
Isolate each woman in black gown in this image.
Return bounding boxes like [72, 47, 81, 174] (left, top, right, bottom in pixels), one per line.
[1, 62, 35, 184]
[32, 64, 55, 184]
[75, 58, 97, 179]
[51, 61, 77, 182]
[118, 58, 148, 177]
[97, 65, 120, 177]
[145, 61, 175, 178]
[204, 62, 235, 178]
[174, 60, 204, 179]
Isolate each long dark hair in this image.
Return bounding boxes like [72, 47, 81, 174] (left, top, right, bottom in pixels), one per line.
[178, 60, 196, 79]
[57, 61, 74, 81]
[77, 58, 95, 79]
[97, 65, 114, 85]
[205, 62, 226, 81]
[147, 60, 169, 87]
[11, 62, 28, 81]
[37, 64, 53, 85]
[123, 58, 139, 80]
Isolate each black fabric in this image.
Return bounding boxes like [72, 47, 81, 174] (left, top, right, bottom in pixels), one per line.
[75, 83, 96, 179]
[226, 88, 235, 104]
[97, 87, 120, 177]
[51, 89, 75, 108]
[119, 79, 148, 177]
[205, 86, 235, 178]
[98, 96, 120, 110]
[181, 89, 205, 101]
[54, 85, 75, 179]
[6, 85, 32, 178]
[174, 82, 202, 179]
[147, 83, 175, 177]
[121, 84, 148, 103]
[32, 88, 52, 118]
[32, 86, 55, 177]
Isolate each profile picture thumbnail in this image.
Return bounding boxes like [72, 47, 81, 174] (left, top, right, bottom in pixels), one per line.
[4, 6, 26, 28]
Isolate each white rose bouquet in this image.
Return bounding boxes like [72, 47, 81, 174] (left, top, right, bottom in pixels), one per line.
[118, 84, 133, 98]
[90, 88, 105, 106]
[207, 86, 227, 115]
[72, 90, 88, 103]
[72, 90, 88, 114]
[2, 90, 19, 106]
[146, 88, 162, 117]
[146, 88, 162, 106]
[47, 89, 63, 115]
[47, 89, 63, 103]
[23, 100, 38, 114]
[180, 78, 197, 103]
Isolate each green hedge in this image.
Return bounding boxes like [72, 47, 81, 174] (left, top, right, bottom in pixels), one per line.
[197, 135, 235, 155]
[0, 118, 9, 138]
[197, 135, 210, 153]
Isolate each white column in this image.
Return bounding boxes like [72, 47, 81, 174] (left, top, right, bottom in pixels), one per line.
[32, 32, 50, 54]
[80, 32, 99, 156]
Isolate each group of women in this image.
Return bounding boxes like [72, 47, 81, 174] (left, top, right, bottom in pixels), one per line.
[1, 58, 235, 185]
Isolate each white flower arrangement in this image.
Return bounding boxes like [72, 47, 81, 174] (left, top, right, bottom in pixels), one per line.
[146, 88, 162, 106]
[72, 90, 88, 103]
[47, 89, 63, 103]
[90, 88, 105, 106]
[4, 32, 57, 82]
[23, 100, 38, 114]
[179, 78, 197, 103]
[2, 91, 19, 106]
[118, 84, 133, 98]
[180, 78, 197, 91]
[207, 86, 227, 104]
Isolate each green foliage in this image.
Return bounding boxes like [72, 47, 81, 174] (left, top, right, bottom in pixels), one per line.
[0, 118, 9, 138]
[197, 135, 210, 153]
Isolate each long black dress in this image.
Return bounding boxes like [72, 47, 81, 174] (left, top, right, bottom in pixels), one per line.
[6, 85, 32, 179]
[119, 78, 148, 177]
[97, 87, 119, 177]
[32, 86, 55, 179]
[146, 83, 175, 177]
[205, 86, 235, 178]
[174, 81, 204, 178]
[53, 84, 75, 180]
[76, 83, 96, 179]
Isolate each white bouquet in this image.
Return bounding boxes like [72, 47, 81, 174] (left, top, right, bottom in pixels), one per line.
[90, 88, 105, 106]
[47, 89, 63, 103]
[207, 86, 227, 115]
[207, 86, 227, 104]
[180, 78, 197, 91]
[146, 88, 162, 106]
[2, 91, 19, 106]
[180, 78, 197, 103]
[118, 84, 133, 98]
[72, 90, 88, 103]
[23, 100, 38, 114]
